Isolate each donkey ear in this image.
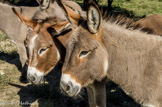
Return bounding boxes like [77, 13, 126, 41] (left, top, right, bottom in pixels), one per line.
[87, 2, 101, 34]
[36, 0, 50, 9]
[12, 8, 37, 29]
[56, 0, 81, 25]
[47, 21, 71, 36]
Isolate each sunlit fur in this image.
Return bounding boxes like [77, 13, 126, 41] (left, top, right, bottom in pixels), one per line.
[13, 0, 82, 84]
[61, 3, 162, 107]
[0, 3, 38, 67]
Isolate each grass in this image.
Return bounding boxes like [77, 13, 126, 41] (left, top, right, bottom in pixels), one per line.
[0, 30, 8, 40]
[0, 74, 2, 81]
[112, 0, 162, 16]
[0, 31, 17, 54]
[75, 0, 162, 17]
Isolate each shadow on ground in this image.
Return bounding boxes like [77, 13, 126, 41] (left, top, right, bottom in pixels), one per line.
[7, 62, 140, 107]
[9, 64, 89, 107]
[0, 52, 22, 71]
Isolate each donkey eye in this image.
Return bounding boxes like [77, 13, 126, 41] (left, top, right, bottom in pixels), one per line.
[79, 51, 90, 58]
[39, 48, 48, 56]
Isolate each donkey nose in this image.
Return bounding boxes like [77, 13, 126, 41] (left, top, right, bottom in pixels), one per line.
[28, 75, 36, 82]
[60, 81, 80, 96]
[61, 81, 72, 92]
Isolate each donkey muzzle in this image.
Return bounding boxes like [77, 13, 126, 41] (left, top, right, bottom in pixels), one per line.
[27, 66, 44, 84]
[27, 73, 43, 84]
[60, 81, 80, 96]
[60, 74, 81, 96]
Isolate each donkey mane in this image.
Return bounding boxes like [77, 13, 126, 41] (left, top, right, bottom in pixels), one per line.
[102, 14, 156, 35]
[66, 14, 161, 59]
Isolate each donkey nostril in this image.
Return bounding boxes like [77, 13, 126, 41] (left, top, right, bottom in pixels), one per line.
[66, 81, 73, 92]
[29, 76, 36, 82]
[61, 81, 72, 92]
[66, 85, 71, 91]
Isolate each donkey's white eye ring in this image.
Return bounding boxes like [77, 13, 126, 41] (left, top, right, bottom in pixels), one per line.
[79, 51, 90, 58]
[38, 48, 48, 56]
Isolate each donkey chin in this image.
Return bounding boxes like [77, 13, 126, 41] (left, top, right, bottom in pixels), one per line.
[60, 73, 81, 97]
[27, 66, 44, 84]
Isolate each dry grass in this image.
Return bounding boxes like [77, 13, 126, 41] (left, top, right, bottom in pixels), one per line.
[0, 30, 17, 54]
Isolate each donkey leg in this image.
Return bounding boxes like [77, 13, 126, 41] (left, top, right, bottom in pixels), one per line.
[16, 43, 28, 83]
[86, 86, 96, 107]
[93, 79, 107, 107]
[16, 43, 27, 67]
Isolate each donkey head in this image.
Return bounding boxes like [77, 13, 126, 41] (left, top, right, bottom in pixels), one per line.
[12, 2, 81, 84]
[60, 2, 108, 96]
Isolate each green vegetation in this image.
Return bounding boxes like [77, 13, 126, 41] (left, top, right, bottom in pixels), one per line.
[0, 30, 8, 40]
[0, 74, 2, 81]
[75, 0, 162, 17]
[112, 0, 162, 16]
[0, 30, 17, 54]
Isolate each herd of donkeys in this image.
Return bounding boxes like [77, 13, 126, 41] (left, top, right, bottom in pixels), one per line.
[1, 0, 162, 107]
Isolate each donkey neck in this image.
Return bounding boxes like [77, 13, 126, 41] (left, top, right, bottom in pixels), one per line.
[101, 21, 162, 104]
[54, 28, 73, 63]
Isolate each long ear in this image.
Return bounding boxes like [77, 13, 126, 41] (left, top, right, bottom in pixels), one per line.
[47, 21, 71, 36]
[56, 0, 81, 25]
[12, 8, 37, 29]
[87, 1, 101, 34]
[36, 0, 50, 9]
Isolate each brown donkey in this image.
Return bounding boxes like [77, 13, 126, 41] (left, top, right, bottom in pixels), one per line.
[0, 0, 81, 82]
[12, 0, 82, 84]
[60, 1, 162, 107]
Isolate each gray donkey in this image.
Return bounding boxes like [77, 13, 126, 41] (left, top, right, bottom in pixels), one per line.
[60, 1, 162, 107]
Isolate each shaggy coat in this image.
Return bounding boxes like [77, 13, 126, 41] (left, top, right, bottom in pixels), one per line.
[133, 14, 162, 36]
[60, 2, 162, 107]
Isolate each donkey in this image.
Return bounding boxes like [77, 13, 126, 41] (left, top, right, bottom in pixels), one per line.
[12, 0, 82, 84]
[0, 0, 81, 82]
[13, 1, 162, 106]
[14, 1, 162, 107]
[0, 3, 38, 69]
[60, 1, 162, 107]
[12, 1, 103, 106]
[133, 14, 162, 36]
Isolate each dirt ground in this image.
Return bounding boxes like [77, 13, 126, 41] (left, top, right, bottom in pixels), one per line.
[0, 32, 142, 107]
